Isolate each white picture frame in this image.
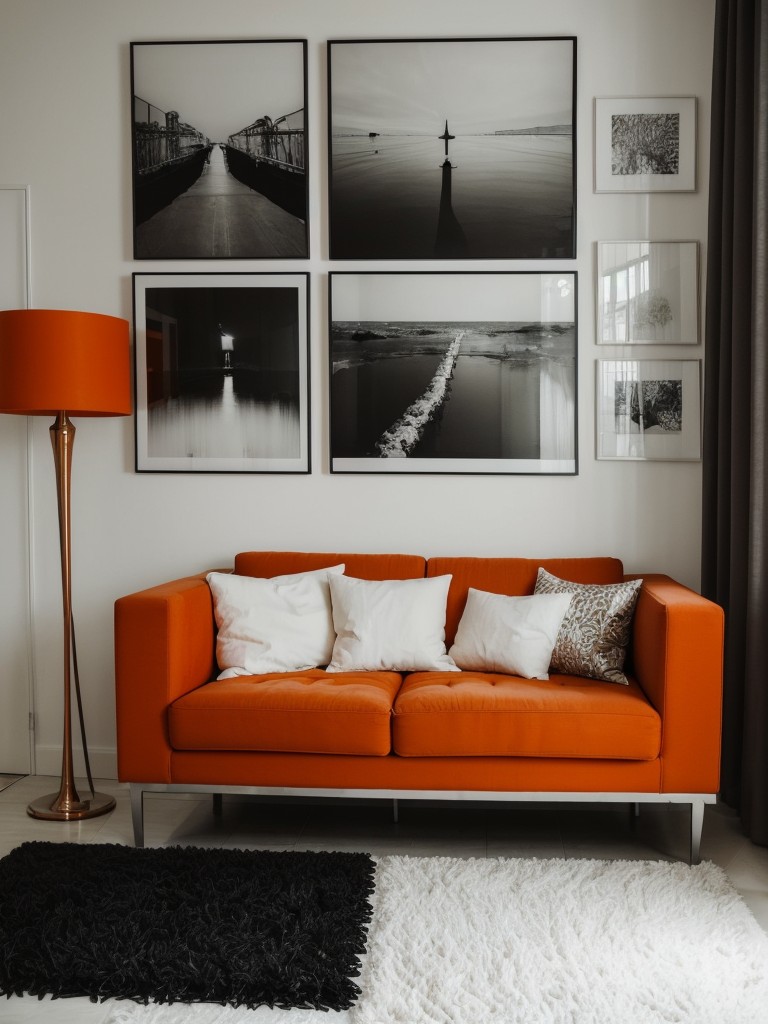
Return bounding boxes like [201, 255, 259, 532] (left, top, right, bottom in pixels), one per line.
[596, 359, 701, 461]
[594, 97, 697, 193]
[596, 241, 699, 344]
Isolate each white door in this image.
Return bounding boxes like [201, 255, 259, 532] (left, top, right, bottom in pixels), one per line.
[0, 186, 32, 774]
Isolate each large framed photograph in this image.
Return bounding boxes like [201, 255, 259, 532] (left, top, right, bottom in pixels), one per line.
[133, 273, 310, 473]
[328, 38, 576, 259]
[597, 241, 699, 344]
[131, 40, 308, 259]
[330, 272, 577, 474]
[596, 359, 701, 461]
[594, 97, 696, 193]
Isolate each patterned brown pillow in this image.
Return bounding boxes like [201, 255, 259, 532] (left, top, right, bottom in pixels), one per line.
[533, 568, 643, 685]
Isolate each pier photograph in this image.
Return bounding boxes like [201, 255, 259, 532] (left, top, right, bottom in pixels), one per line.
[328, 37, 575, 259]
[330, 272, 577, 474]
[131, 40, 308, 259]
[133, 273, 310, 473]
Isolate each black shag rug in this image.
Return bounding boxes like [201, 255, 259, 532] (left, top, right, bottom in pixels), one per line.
[0, 842, 375, 1010]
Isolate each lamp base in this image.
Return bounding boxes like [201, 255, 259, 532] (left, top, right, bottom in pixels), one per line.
[27, 792, 116, 821]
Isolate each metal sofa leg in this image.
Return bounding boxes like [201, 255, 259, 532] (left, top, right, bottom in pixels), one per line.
[212, 793, 223, 817]
[690, 799, 705, 865]
[130, 784, 145, 848]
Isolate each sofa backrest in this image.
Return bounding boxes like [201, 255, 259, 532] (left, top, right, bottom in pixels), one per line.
[427, 556, 626, 646]
[234, 551, 426, 581]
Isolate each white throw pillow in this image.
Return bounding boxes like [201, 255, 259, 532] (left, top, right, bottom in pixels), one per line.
[326, 574, 458, 673]
[448, 589, 573, 680]
[207, 564, 345, 678]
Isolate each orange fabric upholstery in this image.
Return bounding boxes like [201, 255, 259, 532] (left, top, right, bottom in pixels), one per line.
[115, 573, 216, 783]
[113, 552, 723, 803]
[427, 556, 625, 646]
[169, 750, 661, 793]
[234, 551, 425, 581]
[169, 671, 402, 756]
[629, 574, 724, 793]
[392, 672, 660, 759]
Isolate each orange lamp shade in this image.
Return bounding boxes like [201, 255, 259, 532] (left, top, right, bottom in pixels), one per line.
[0, 309, 131, 416]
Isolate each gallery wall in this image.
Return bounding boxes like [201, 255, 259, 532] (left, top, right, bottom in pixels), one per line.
[0, 0, 715, 777]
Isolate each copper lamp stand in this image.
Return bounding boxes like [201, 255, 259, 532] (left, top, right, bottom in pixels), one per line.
[27, 412, 115, 821]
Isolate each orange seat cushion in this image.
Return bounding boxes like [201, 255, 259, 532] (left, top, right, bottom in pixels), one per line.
[169, 670, 402, 756]
[392, 671, 660, 759]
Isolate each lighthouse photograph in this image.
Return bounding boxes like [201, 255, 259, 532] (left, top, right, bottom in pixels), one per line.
[327, 37, 576, 259]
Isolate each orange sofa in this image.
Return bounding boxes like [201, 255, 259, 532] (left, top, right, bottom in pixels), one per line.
[115, 551, 724, 860]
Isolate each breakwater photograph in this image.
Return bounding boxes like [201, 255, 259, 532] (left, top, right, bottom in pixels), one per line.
[330, 273, 577, 474]
[328, 38, 575, 259]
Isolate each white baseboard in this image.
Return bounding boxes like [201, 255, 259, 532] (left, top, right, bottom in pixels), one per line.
[33, 745, 118, 780]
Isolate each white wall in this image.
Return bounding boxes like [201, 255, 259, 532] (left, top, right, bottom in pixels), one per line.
[0, 0, 715, 778]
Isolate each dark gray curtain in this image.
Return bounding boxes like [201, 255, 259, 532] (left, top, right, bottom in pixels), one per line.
[703, 0, 768, 843]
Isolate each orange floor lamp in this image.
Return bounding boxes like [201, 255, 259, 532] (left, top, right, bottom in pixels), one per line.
[0, 309, 131, 820]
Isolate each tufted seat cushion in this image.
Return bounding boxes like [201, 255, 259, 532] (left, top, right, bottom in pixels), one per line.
[392, 671, 661, 759]
[169, 670, 402, 756]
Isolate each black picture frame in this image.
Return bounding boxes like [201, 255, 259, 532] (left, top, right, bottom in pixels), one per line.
[133, 272, 310, 473]
[329, 271, 578, 474]
[130, 40, 309, 259]
[327, 37, 576, 260]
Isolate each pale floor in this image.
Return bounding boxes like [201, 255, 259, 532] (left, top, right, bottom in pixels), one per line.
[1, 774, 767, 1022]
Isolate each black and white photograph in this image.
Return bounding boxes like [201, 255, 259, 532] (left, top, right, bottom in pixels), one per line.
[133, 273, 310, 473]
[597, 241, 699, 344]
[131, 41, 308, 259]
[328, 38, 576, 259]
[596, 359, 701, 460]
[594, 97, 697, 192]
[330, 272, 577, 474]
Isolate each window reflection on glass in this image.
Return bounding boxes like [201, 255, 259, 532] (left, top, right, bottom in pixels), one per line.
[597, 241, 699, 346]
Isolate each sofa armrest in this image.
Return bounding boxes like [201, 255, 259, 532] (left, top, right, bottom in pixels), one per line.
[628, 574, 724, 793]
[115, 573, 217, 783]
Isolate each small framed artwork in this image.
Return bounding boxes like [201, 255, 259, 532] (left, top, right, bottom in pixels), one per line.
[594, 97, 696, 193]
[597, 241, 699, 344]
[329, 272, 577, 474]
[133, 273, 310, 473]
[328, 37, 576, 259]
[130, 40, 308, 259]
[596, 359, 701, 460]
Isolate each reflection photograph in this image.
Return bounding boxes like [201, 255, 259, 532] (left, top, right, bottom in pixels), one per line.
[328, 38, 576, 259]
[133, 273, 309, 472]
[330, 272, 577, 474]
[131, 41, 308, 259]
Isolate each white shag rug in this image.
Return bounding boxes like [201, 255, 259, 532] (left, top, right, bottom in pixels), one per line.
[105, 855, 768, 1024]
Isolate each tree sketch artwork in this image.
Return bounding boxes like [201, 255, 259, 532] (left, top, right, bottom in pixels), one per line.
[615, 379, 683, 433]
[131, 41, 308, 259]
[330, 273, 577, 475]
[611, 113, 680, 176]
[632, 291, 673, 337]
[328, 38, 576, 259]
